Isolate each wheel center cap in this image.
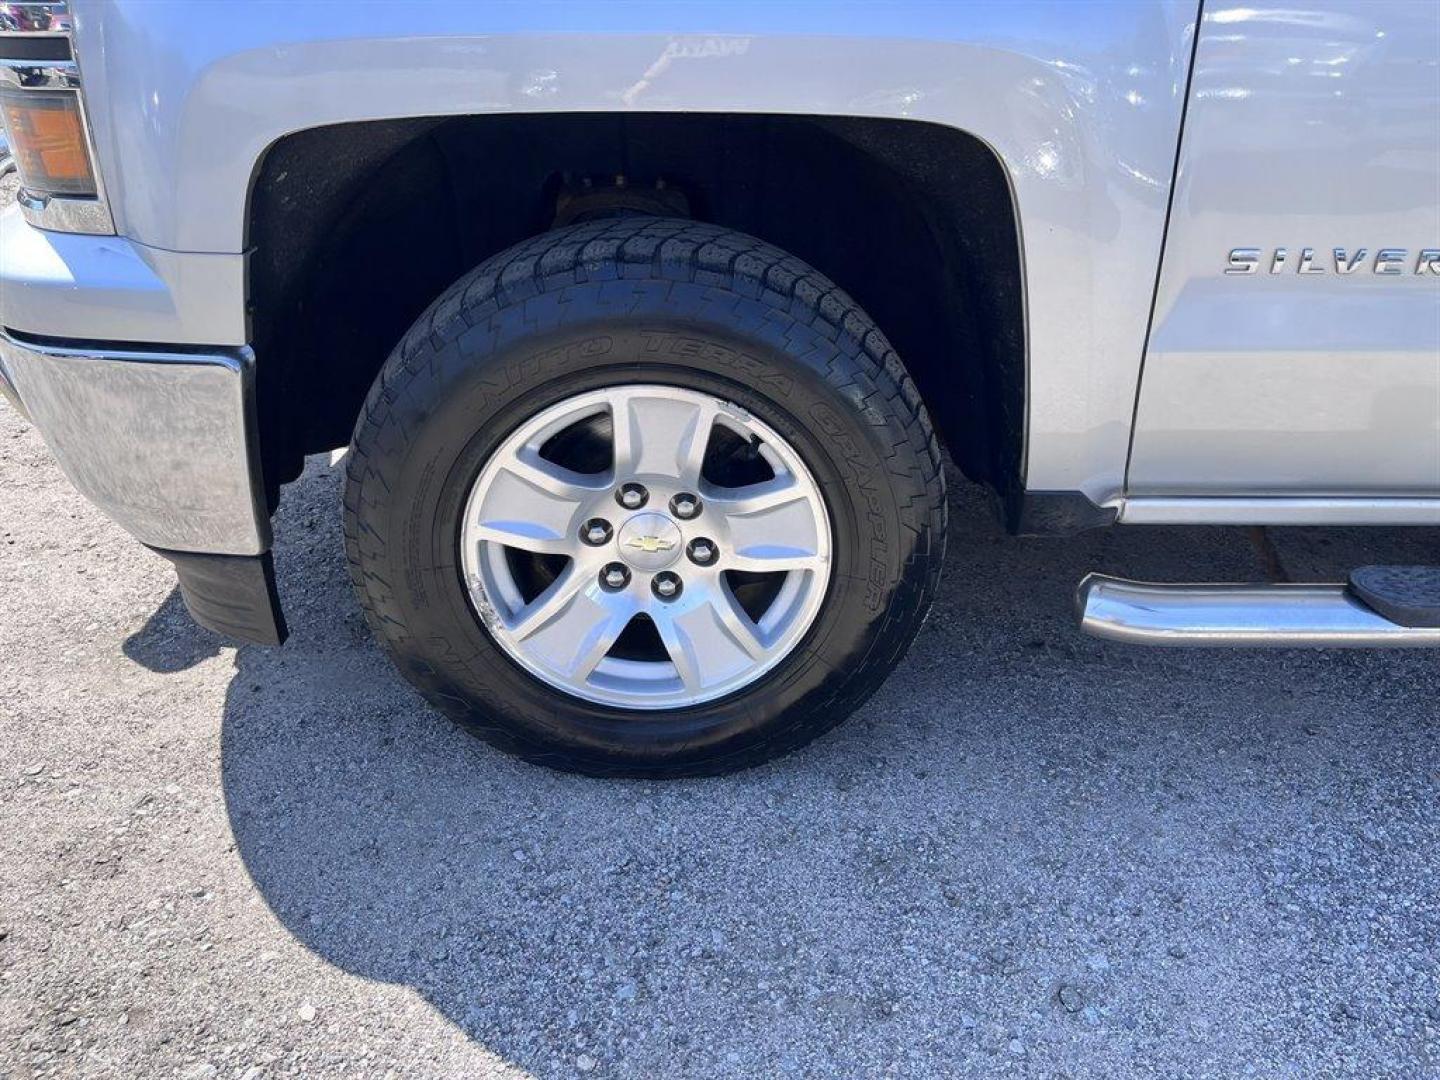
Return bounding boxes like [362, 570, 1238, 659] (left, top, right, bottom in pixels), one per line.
[616, 512, 683, 570]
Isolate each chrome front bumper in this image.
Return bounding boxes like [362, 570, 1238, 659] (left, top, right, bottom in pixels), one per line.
[0, 329, 271, 556]
[0, 341, 24, 419]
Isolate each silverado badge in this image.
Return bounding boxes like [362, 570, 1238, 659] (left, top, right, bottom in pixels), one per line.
[1226, 247, 1439, 275]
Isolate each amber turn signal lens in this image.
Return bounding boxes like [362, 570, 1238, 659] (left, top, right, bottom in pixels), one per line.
[0, 87, 97, 198]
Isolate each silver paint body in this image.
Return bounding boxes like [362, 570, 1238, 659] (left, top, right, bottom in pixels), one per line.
[1129, 0, 1440, 501]
[0, 0, 1436, 557]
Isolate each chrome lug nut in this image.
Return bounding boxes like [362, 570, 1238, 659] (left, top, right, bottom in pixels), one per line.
[600, 563, 631, 591]
[581, 518, 613, 546]
[670, 493, 702, 520]
[617, 482, 649, 510]
[652, 571, 683, 600]
[686, 538, 718, 566]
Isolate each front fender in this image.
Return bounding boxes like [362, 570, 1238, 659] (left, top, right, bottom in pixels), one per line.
[77, 0, 1197, 500]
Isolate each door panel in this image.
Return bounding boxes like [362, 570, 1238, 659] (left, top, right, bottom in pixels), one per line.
[1129, 0, 1440, 496]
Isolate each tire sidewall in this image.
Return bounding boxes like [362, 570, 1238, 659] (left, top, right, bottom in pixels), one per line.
[354, 283, 929, 772]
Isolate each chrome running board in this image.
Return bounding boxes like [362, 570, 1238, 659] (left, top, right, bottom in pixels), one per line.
[1077, 574, 1440, 648]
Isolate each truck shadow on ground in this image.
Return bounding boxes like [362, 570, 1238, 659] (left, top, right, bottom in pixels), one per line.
[122, 588, 225, 674]
[215, 456, 1440, 1076]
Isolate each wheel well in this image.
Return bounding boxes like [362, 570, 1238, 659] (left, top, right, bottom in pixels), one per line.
[247, 113, 1024, 509]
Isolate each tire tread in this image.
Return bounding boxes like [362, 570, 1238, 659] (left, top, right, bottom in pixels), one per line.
[344, 218, 946, 776]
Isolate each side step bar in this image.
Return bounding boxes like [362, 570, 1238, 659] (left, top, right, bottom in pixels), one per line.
[1077, 574, 1440, 647]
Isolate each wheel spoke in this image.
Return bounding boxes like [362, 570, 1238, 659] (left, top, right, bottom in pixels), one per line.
[710, 476, 826, 573]
[472, 449, 601, 554]
[520, 582, 635, 681]
[567, 606, 634, 681]
[709, 583, 769, 660]
[468, 523, 573, 556]
[726, 550, 826, 573]
[704, 474, 808, 515]
[654, 613, 701, 694]
[510, 564, 586, 640]
[504, 450, 607, 501]
[611, 389, 716, 485]
[655, 596, 768, 695]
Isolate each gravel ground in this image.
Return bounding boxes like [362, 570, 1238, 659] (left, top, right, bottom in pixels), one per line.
[4, 404, 1440, 1079]
[2, 202, 1440, 1078]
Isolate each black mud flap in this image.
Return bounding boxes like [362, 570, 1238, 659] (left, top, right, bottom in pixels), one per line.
[150, 548, 289, 646]
[1008, 489, 1118, 537]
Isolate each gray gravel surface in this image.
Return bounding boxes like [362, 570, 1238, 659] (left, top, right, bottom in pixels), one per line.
[2, 217, 1439, 1077]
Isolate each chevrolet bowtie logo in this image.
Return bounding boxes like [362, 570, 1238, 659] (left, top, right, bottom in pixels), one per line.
[625, 535, 677, 554]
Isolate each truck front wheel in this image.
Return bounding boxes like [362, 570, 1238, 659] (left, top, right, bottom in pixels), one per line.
[343, 218, 946, 776]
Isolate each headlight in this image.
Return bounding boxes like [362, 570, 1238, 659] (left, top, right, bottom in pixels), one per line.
[0, 1, 113, 234]
[1, 85, 96, 196]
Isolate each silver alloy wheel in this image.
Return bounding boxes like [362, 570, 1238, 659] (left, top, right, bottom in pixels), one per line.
[459, 385, 833, 709]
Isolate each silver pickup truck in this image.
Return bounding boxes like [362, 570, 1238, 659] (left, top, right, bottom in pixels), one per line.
[1, 1, 1436, 776]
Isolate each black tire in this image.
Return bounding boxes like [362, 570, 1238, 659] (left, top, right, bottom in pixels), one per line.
[343, 217, 946, 777]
